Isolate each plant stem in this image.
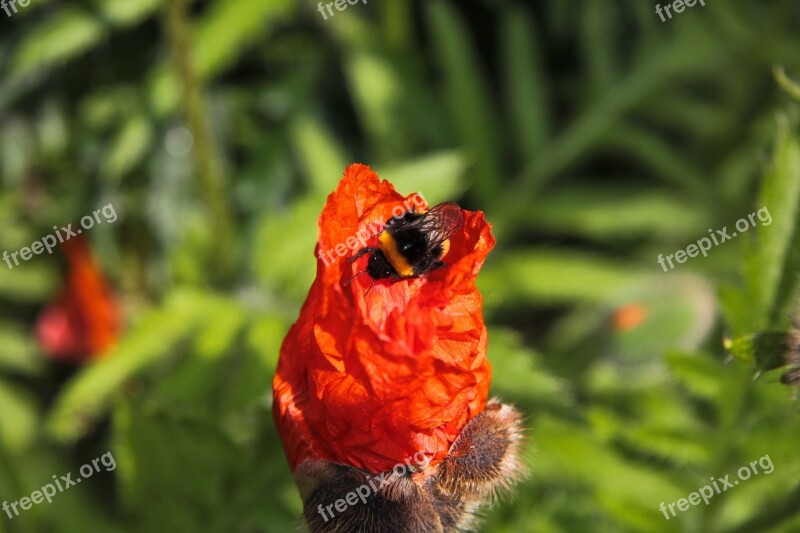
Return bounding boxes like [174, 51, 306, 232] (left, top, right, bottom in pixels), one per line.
[164, 0, 235, 284]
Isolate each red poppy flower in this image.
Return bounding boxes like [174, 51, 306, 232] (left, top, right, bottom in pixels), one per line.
[273, 163, 496, 474]
[36, 235, 121, 362]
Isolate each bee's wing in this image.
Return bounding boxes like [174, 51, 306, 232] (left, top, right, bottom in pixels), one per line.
[406, 202, 464, 249]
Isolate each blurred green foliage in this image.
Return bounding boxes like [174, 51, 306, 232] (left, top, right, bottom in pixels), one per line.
[1, 0, 800, 532]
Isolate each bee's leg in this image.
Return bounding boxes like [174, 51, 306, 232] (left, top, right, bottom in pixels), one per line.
[347, 246, 377, 263]
[363, 277, 380, 296]
[415, 258, 446, 277]
[428, 260, 447, 272]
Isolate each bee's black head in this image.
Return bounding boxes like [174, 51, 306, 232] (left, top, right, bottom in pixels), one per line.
[367, 252, 395, 280]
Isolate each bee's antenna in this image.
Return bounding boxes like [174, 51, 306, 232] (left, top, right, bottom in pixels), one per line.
[363, 278, 378, 296]
[343, 270, 367, 287]
[347, 247, 374, 264]
[343, 271, 379, 296]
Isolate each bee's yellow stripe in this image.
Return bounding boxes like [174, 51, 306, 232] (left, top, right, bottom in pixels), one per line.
[379, 232, 414, 277]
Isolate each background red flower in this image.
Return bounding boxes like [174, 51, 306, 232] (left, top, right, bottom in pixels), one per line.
[36, 235, 121, 362]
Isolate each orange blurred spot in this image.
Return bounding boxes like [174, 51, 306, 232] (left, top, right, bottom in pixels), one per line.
[611, 303, 648, 332]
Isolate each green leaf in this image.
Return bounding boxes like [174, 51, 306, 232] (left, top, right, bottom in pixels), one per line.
[480, 249, 646, 307]
[603, 123, 708, 196]
[665, 351, 725, 400]
[46, 290, 221, 443]
[192, 299, 247, 360]
[246, 314, 290, 375]
[533, 416, 685, 531]
[376, 151, 467, 203]
[0, 323, 44, 375]
[10, 0, 161, 79]
[0, 379, 38, 452]
[502, 5, 550, 159]
[426, 0, 501, 199]
[488, 327, 570, 408]
[774, 66, 800, 102]
[113, 395, 298, 532]
[343, 49, 404, 158]
[0, 263, 58, 302]
[101, 115, 153, 182]
[11, 10, 104, 77]
[526, 185, 709, 240]
[580, 0, 619, 92]
[289, 114, 349, 199]
[101, 0, 162, 25]
[150, 0, 296, 115]
[252, 198, 318, 301]
[194, 0, 294, 76]
[493, 20, 724, 228]
[587, 405, 709, 465]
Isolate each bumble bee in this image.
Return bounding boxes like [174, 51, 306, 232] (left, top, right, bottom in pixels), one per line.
[345, 202, 464, 291]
